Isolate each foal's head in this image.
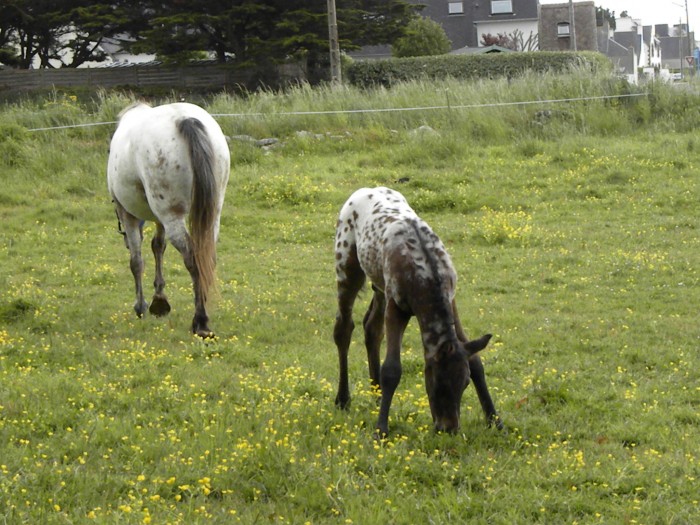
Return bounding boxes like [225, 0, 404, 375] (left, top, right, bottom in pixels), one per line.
[424, 334, 492, 433]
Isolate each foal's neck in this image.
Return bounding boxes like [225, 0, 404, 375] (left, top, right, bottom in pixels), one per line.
[412, 293, 458, 353]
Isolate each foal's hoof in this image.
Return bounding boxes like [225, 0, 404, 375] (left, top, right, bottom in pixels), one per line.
[334, 394, 350, 410]
[149, 296, 171, 317]
[194, 328, 215, 339]
[489, 414, 505, 431]
[373, 427, 389, 442]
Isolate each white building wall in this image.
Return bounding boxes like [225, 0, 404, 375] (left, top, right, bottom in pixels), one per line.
[615, 17, 642, 33]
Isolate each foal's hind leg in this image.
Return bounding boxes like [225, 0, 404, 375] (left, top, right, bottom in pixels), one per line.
[363, 286, 386, 389]
[334, 247, 365, 409]
[114, 201, 148, 317]
[166, 222, 213, 338]
[149, 222, 171, 317]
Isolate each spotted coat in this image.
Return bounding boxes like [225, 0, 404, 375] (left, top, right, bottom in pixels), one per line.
[335, 187, 457, 340]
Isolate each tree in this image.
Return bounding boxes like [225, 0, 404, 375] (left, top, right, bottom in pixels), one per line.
[481, 33, 516, 50]
[596, 6, 616, 30]
[131, 0, 418, 68]
[392, 15, 451, 58]
[0, 0, 418, 70]
[481, 29, 537, 51]
[0, 0, 144, 68]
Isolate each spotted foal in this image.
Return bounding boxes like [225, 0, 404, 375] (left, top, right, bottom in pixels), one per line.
[333, 186, 501, 436]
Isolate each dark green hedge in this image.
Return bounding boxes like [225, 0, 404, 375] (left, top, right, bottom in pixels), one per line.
[346, 51, 612, 88]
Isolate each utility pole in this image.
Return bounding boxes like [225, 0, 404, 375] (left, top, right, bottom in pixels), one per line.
[684, 0, 691, 63]
[327, 0, 342, 84]
[569, 0, 577, 51]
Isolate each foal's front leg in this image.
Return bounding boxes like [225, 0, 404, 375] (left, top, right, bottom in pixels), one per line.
[375, 299, 410, 438]
[149, 222, 171, 317]
[452, 300, 503, 429]
[333, 278, 364, 409]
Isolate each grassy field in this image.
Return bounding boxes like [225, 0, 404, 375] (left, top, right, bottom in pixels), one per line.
[1, 71, 700, 524]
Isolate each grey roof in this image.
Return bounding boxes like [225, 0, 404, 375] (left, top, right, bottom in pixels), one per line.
[655, 24, 670, 37]
[613, 31, 641, 56]
[659, 36, 684, 57]
[606, 38, 633, 58]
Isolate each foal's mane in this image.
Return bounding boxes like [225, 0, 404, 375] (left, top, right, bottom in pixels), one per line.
[406, 218, 454, 325]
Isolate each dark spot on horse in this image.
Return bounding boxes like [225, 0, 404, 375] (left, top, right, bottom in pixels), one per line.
[368, 193, 374, 199]
[344, 227, 348, 233]
[346, 218, 353, 226]
[337, 241, 341, 249]
[352, 210, 359, 221]
[170, 203, 186, 215]
[372, 208, 381, 214]
[158, 194, 164, 200]
[335, 251, 342, 260]
[343, 240, 348, 247]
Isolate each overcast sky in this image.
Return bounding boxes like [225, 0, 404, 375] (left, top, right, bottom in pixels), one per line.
[539, 0, 697, 38]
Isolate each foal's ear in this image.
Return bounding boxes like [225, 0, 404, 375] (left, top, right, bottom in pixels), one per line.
[426, 341, 456, 361]
[464, 334, 492, 358]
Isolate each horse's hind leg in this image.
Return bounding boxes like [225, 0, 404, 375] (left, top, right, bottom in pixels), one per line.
[114, 201, 148, 317]
[149, 222, 171, 317]
[166, 222, 213, 338]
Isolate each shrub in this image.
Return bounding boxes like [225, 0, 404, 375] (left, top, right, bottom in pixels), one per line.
[392, 16, 452, 58]
[346, 51, 612, 88]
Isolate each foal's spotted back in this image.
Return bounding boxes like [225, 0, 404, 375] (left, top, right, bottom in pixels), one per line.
[333, 187, 501, 436]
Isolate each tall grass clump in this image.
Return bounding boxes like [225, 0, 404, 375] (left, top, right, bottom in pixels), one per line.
[204, 65, 691, 146]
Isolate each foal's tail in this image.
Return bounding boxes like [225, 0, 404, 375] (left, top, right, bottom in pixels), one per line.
[177, 117, 218, 306]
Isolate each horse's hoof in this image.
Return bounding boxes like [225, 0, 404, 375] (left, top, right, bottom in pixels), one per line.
[134, 301, 148, 318]
[149, 296, 171, 317]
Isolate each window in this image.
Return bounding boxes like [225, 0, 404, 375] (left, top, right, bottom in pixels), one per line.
[448, 2, 464, 15]
[491, 0, 513, 14]
[557, 22, 571, 37]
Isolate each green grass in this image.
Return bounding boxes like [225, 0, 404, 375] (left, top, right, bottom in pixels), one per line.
[1, 72, 700, 524]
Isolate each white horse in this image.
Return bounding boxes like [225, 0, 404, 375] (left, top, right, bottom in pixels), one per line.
[107, 102, 230, 338]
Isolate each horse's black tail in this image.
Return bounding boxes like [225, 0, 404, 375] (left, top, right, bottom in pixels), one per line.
[177, 117, 218, 305]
